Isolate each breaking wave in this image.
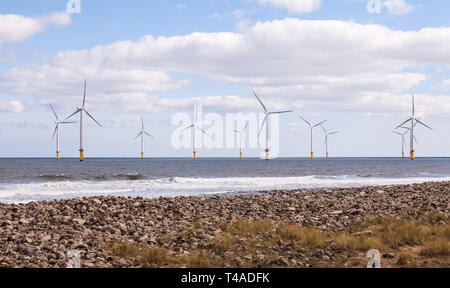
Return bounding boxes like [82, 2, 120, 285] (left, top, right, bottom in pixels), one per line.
[1, 174, 450, 204]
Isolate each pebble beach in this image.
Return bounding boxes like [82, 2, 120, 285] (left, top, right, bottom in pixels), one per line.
[0, 181, 448, 268]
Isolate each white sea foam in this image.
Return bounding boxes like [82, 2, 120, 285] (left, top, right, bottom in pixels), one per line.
[0, 175, 449, 203]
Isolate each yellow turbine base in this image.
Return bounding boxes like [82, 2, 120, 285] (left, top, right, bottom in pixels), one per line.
[326, 153, 329, 159]
[56, 152, 60, 160]
[240, 153, 243, 160]
[80, 150, 84, 162]
[402, 153, 405, 159]
[410, 151, 415, 160]
[265, 150, 269, 161]
[141, 153, 144, 159]
[193, 152, 197, 160]
[311, 152, 314, 160]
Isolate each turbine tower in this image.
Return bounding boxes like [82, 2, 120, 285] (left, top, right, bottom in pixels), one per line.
[50, 105, 75, 160]
[321, 125, 339, 159]
[135, 117, 153, 159]
[182, 106, 208, 160]
[253, 91, 293, 161]
[231, 121, 249, 159]
[66, 80, 102, 161]
[396, 94, 432, 160]
[299, 115, 327, 160]
[392, 131, 408, 158]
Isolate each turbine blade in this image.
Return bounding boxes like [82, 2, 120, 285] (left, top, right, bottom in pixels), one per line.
[329, 131, 339, 135]
[141, 117, 144, 130]
[253, 91, 267, 113]
[50, 104, 59, 121]
[269, 110, 293, 115]
[396, 119, 412, 129]
[51, 125, 58, 140]
[258, 116, 268, 137]
[313, 120, 327, 128]
[135, 132, 143, 140]
[393, 131, 403, 136]
[196, 126, 209, 136]
[400, 126, 410, 131]
[415, 119, 432, 130]
[84, 109, 102, 127]
[181, 125, 194, 133]
[242, 121, 249, 132]
[144, 131, 154, 138]
[83, 79, 87, 107]
[414, 135, 418, 144]
[60, 122, 76, 124]
[412, 94, 415, 117]
[65, 109, 81, 120]
[299, 115, 311, 127]
[320, 125, 327, 133]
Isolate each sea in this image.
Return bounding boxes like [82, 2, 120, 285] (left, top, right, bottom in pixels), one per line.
[0, 158, 449, 203]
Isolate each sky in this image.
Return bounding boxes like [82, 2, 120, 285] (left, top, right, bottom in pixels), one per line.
[0, 0, 449, 158]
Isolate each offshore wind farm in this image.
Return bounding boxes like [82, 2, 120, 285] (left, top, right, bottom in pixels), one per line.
[0, 1, 449, 270]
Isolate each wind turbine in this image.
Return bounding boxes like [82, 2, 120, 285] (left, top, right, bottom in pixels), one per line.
[299, 115, 327, 159]
[50, 105, 75, 160]
[231, 121, 249, 159]
[253, 91, 293, 161]
[65, 79, 102, 161]
[135, 117, 153, 159]
[321, 125, 339, 159]
[182, 106, 208, 160]
[396, 94, 432, 160]
[392, 130, 408, 158]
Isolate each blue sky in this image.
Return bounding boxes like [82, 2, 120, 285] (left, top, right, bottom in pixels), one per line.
[0, 0, 449, 158]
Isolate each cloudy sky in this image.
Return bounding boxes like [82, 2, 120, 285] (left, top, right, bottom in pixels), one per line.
[0, 0, 449, 158]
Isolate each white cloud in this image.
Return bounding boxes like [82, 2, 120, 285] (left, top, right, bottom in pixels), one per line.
[175, 3, 187, 10]
[1, 18, 450, 116]
[258, 0, 322, 14]
[383, 0, 414, 15]
[209, 13, 224, 20]
[0, 12, 71, 45]
[0, 100, 25, 112]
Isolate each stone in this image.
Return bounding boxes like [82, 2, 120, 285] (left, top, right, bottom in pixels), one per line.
[73, 218, 86, 226]
[92, 199, 102, 205]
[353, 230, 373, 236]
[330, 210, 343, 215]
[41, 235, 52, 242]
[383, 253, 395, 259]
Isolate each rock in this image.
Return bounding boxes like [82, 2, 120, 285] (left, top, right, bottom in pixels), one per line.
[19, 218, 30, 225]
[278, 257, 289, 266]
[353, 230, 373, 236]
[383, 253, 395, 259]
[330, 210, 343, 215]
[376, 190, 385, 194]
[139, 235, 149, 243]
[92, 199, 102, 205]
[41, 235, 52, 242]
[73, 218, 86, 226]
